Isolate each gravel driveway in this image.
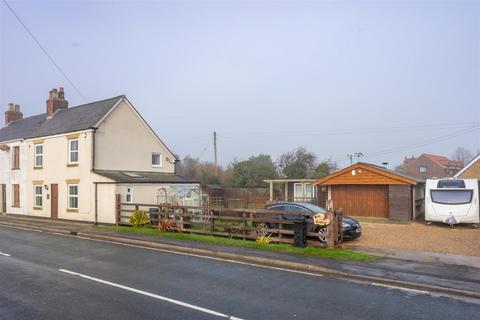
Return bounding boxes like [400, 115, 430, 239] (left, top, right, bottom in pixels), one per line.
[346, 219, 480, 257]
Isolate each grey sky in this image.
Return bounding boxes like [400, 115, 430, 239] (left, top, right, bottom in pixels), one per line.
[1, 0, 479, 168]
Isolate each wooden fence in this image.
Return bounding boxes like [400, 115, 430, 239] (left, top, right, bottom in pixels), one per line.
[116, 199, 343, 248]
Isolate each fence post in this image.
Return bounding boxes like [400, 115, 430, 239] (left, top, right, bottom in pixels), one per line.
[326, 205, 334, 248]
[242, 211, 247, 241]
[115, 194, 121, 226]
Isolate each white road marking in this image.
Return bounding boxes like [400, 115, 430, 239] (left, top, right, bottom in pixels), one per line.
[370, 282, 429, 295]
[0, 251, 11, 257]
[59, 269, 244, 320]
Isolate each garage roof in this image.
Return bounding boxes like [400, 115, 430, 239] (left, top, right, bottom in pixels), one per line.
[314, 162, 422, 186]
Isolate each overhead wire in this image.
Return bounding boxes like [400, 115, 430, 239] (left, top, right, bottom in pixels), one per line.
[2, 0, 88, 102]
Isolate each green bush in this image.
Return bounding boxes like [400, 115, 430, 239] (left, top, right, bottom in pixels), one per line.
[129, 211, 149, 227]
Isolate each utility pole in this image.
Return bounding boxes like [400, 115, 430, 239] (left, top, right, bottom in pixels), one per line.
[354, 152, 364, 163]
[213, 131, 218, 176]
[347, 154, 353, 165]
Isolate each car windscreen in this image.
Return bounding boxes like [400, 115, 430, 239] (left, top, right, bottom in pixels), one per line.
[430, 190, 473, 205]
[299, 203, 327, 213]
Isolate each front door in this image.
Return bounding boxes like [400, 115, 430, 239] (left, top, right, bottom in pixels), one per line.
[51, 184, 58, 219]
[1, 184, 5, 213]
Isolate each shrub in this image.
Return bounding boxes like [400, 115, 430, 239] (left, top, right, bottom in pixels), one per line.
[129, 211, 149, 227]
[256, 234, 272, 245]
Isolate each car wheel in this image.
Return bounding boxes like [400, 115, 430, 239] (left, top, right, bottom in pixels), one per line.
[317, 227, 327, 243]
[256, 222, 271, 237]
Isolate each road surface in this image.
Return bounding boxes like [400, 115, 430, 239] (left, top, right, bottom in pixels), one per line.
[0, 225, 479, 320]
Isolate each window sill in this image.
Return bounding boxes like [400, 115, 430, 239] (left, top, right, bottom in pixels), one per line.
[151, 165, 163, 168]
[67, 163, 79, 167]
[11, 205, 20, 208]
[66, 208, 79, 212]
[33, 207, 43, 210]
[11, 168, 20, 170]
[34, 166, 43, 170]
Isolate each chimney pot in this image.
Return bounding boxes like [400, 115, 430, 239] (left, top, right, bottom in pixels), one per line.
[5, 103, 23, 125]
[46, 87, 68, 118]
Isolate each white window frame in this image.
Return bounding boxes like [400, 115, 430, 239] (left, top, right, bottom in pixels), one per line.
[305, 184, 314, 198]
[68, 139, 79, 164]
[294, 183, 303, 198]
[419, 165, 427, 173]
[68, 184, 79, 209]
[34, 185, 43, 208]
[126, 186, 133, 203]
[151, 152, 162, 167]
[35, 144, 43, 167]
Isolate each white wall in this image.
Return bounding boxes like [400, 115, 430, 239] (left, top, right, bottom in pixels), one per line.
[95, 100, 176, 173]
[26, 131, 97, 221]
[0, 140, 27, 214]
[116, 183, 202, 206]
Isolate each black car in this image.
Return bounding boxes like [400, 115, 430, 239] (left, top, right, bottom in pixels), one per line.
[261, 202, 361, 243]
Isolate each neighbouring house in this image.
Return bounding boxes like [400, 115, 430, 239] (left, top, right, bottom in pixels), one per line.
[263, 179, 318, 204]
[396, 153, 463, 179]
[0, 87, 199, 224]
[314, 163, 425, 221]
[455, 154, 480, 179]
[0, 103, 27, 215]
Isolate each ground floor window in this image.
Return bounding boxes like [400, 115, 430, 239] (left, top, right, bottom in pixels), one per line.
[34, 185, 43, 208]
[12, 184, 20, 207]
[68, 184, 78, 209]
[126, 186, 133, 203]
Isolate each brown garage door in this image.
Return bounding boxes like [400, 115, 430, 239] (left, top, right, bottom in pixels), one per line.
[331, 185, 389, 217]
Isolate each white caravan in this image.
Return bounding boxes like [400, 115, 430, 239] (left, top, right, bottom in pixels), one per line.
[425, 179, 479, 225]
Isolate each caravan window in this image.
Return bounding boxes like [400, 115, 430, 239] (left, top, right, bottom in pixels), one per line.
[437, 180, 465, 188]
[431, 190, 473, 205]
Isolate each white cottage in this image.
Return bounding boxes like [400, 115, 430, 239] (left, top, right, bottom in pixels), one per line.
[0, 88, 200, 223]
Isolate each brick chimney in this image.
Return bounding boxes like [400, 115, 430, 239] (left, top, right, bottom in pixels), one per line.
[5, 103, 23, 125]
[46, 87, 68, 118]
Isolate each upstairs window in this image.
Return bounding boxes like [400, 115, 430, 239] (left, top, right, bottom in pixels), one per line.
[35, 144, 43, 167]
[69, 139, 79, 164]
[152, 153, 162, 167]
[419, 166, 427, 173]
[12, 146, 20, 169]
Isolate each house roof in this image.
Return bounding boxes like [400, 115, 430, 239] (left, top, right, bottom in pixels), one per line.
[0, 95, 123, 142]
[94, 170, 198, 184]
[422, 153, 462, 168]
[314, 162, 423, 186]
[455, 154, 480, 178]
[263, 179, 316, 183]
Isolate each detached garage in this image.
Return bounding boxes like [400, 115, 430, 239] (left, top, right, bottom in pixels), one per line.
[314, 163, 424, 221]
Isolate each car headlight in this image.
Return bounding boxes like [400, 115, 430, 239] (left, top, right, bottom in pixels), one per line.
[342, 222, 350, 228]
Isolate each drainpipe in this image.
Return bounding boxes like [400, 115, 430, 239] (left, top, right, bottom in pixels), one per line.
[94, 182, 98, 225]
[90, 127, 98, 224]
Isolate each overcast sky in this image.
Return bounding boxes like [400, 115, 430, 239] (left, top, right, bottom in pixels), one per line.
[1, 0, 479, 168]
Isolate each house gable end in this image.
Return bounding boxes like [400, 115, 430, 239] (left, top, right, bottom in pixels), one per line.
[94, 100, 176, 173]
[315, 163, 416, 186]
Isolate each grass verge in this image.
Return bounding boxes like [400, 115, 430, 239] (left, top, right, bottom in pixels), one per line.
[97, 226, 377, 262]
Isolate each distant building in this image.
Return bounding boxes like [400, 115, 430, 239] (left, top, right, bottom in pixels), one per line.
[396, 153, 463, 179]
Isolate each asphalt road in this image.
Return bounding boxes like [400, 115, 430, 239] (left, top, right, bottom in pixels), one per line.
[1, 225, 479, 320]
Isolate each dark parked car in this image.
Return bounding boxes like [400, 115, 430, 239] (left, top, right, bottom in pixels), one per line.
[260, 202, 361, 243]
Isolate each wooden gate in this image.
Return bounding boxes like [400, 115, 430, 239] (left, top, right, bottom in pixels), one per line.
[331, 185, 389, 217]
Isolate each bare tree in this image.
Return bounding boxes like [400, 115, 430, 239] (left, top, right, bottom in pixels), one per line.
[451, 147, 474, 164]
[278, 146, 317, 178]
